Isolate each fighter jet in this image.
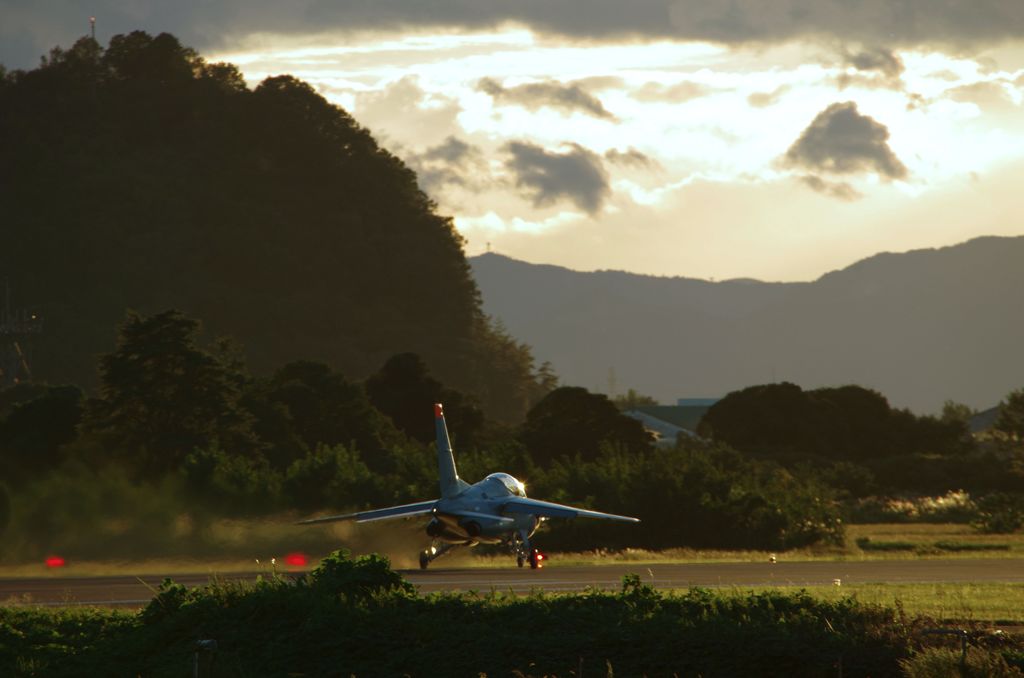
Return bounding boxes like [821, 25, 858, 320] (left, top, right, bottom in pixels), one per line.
[299, 403, 639, 569]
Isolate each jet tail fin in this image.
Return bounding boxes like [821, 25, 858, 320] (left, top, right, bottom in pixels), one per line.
[435, 403, 468, 498]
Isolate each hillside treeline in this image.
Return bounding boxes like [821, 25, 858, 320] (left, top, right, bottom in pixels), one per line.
[0, 31, 543, 420]
[3, 307, 1023, 560]
[0, 309, 847, 559]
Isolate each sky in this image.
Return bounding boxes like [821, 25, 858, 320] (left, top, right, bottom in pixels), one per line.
[4, 1, 1024, 281]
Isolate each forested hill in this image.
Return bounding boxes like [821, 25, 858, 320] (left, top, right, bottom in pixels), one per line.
[0, 32, 539, 418]
[470, 235, 1024, 413]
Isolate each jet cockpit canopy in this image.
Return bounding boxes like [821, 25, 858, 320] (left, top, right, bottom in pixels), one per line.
[484, 472, 526, 497]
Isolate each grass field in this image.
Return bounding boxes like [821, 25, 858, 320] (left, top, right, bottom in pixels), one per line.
[728, 582, 1024, 624]
[5, 522, 1024, 623]
[3, 521, 1024, 578]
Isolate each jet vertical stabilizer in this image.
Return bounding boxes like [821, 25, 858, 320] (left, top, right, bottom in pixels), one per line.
[435, 403, 468, 498]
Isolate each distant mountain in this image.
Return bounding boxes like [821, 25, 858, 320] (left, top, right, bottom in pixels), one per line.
[470, 236, 1024, 413]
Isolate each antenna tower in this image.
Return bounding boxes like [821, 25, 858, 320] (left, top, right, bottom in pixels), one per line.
[0, 281, 43, 388]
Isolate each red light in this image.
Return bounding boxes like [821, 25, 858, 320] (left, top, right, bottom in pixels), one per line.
[45, 556, 65, 568]
[284, 552, 308, 566]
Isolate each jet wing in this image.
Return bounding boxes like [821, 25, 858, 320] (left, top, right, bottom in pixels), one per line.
[502, 498, 640, 523]
[297, 500, 437, 525]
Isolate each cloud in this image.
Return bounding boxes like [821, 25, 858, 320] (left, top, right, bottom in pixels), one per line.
[798, 175, 862, 201]
[835, 47, 905, 90]
[353, 77, 463, 147]
[747, 84, 790, 108]
[7, 1, 1024, 70]
[422, 136, 477, 165]
[843, 47, 904, 78]
[946, 80, 1019, 112]
[301, 2, 1024, 49]
[478, 77, 616, 120]
[405, 136, 487, 194]
[905, 92, 928, 111]
[605, 147, 661, 171]
[632, 80, 712, 103]
[782, 101, 908, 180]
[504, 141, 610, 214]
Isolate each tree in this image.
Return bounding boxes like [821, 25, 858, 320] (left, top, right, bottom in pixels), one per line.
[250, 361, 398, 471]
[699, 382, 966, 461]
[520, 386, 654, 465]
[0, 483, 9, 537]
[282, 444, 375, 510]
[697, 382, 817, 457]
[468, 318, 553, 422]
[83, 310, 256, 476]
[0, 385, 84, 482]
[103, 31, 197, 84]
[941, 400, 975, 426]
[365, 353, 484, 447]
[0, 31, 545, 424]
[0, 383, 48, 421]
[995, 389, 1024, 443]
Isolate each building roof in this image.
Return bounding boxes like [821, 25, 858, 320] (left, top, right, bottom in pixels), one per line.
[631, 405, 710, 432]
[969, 405, 1001, 433]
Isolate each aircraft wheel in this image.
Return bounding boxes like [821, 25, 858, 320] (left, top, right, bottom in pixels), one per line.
[516, 556, 524, 568]
[529, 551, 539, 569]
[419, 551, 429, 570]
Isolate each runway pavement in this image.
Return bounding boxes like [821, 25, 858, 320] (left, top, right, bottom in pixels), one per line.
[3, 558, 1024, 607]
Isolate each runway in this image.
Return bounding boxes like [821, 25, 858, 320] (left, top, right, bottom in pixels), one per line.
[3, 559, 1024, 608]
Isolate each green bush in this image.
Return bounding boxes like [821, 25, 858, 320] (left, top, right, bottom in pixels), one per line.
[183, 444, 282, 514]
[900, 647, 1024, 678]
[973, 493, 1024, 534]
[537, 440, 845, 551]
[282, 443, 374, 510]
[2, 552, 914, 677]
[848, 491, 978, 524]
[856, 537, 917, 552]
[308, 549, 415, 602]
[933, 541, 1010, 553]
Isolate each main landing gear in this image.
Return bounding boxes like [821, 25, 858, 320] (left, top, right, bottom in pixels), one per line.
[419, 542, 455, 569]
[516, 549, 545, 569]
[513, 530, 545, 569]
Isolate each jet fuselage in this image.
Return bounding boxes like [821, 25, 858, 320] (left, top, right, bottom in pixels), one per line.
[426, 472, 540, 544]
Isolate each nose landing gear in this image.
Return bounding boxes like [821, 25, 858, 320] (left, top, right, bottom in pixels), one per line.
[419, 541, 455, 569]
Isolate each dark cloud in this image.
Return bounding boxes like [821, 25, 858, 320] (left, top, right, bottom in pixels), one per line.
[783, 101, 908, 180]
[6, 1, 1024, 70]
[479, 78, 616, 120]
[748, 84, 790, 108]
[633, 80, 712, 102]
[405, 136, 486, 194]
[843, 47, 904, 78]
[422, 136, 477, 165]
[834, 47, 905, 90]
[301, 1, 1024, 49]
[504, 142, 610, 214]
[798, 175, 862, 201]
[605, 147, 661, 171]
